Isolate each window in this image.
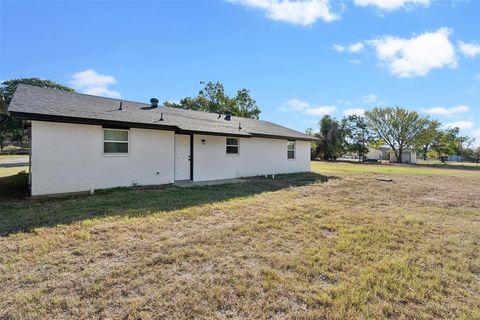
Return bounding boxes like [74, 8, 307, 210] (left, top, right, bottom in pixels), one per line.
[287, 140, 295, 159]
[104, 129, 129, 154]
[226, 137, 239, 154]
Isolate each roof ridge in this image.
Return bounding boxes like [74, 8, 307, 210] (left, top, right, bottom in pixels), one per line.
[18, 84, 264, 121]
[10, 84, 317, 141]
[17, 83, 150, 106]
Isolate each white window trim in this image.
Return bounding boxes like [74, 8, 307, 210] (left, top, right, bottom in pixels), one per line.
[103, 128, 130, 156]
[226, 137, 240, 156]
[287, 139, 296, 160]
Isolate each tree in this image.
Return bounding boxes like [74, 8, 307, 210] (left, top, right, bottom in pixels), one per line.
[0, 78, 75, 151]
[305, 128, 321, 160]
[429, 126, 475, 161]
[475, 146, 480, 163]
[413, 120, 441, 160]
[164, 81, 261, 119]
[318, 115, 345, 160]
[343, 115, 372, 161]
[365, 107, 432, 163]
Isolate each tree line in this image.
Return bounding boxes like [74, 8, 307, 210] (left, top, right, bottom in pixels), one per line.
[306, 108, 479, 162]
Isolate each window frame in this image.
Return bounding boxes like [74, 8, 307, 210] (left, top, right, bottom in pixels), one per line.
[226, 137, 240, 155]
[103, 128, 130, 155]
[287, 139, 296, 160]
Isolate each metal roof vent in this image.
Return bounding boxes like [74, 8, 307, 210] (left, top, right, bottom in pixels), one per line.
[150, 98, 159, 108]
[225, 111, 232, 121]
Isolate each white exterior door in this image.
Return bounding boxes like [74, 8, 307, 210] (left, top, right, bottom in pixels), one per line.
[174, 134, 191, 180]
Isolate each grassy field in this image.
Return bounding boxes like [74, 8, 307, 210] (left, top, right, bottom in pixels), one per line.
[0, 154, 28, 161]
[417, 159, 480, 169]
[1, 162, 479, 319]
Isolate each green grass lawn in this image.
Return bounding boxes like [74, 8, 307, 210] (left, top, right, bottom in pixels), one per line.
[0, 165, 28, 177]
[313, 161, 480, 177]
[0, 154, 28, 162]
[0, 162, 479, 319]
[417, 159, 480, 169]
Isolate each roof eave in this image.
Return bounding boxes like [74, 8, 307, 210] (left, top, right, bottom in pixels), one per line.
[10, 111, 313, 141]
[9, 111, 177, 132]
[251, 133, 320, 142]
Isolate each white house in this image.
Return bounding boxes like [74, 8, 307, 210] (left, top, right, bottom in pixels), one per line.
[365, 147, 390, 161]
[389, 150, 417, 164]
[9, 84, 317, 196]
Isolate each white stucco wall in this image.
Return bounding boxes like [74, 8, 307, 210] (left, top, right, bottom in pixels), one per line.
[389, 151, 417, 164]
[30, 121, 312, 195]
[31, 121, 175, 195]
[193, 135, 310, 181]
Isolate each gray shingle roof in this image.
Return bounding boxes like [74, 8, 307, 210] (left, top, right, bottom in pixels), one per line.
[9, 84, 317, 141]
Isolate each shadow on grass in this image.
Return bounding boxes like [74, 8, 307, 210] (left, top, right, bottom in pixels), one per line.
[0, 172, 334, 236]
[0, 172, 29, 199]
[0, 162, 29, 168]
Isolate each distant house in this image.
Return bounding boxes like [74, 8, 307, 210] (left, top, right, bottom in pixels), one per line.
[365, 147, 390, 161]
[9, 84, 317, 196]
[447, 155, 464, 162]
[389, 151, 417, 164]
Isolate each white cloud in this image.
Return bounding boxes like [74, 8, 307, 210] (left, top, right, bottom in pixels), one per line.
[279, 98, 311, 111]
[422, 105, 469, 117]
[354, 0, 430, 11]
[444, 121, 474, 130]
[230, 0, 339, 26]
[458, 41, 480, 58]
[83, 87, 121, 98]
[333, 41, 364, 53]
[369, 28, 457, 78]
[349, 42, 364, 53]
[279, 98, 336, 116]
[362, 94, 378, 103]
[343, 108, 365, 116]
[304, 105, 337, 116]
[70, 69, 116, 88]
[70, 69, 121, 98]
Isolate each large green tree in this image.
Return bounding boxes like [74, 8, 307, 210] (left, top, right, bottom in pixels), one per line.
[318, 115, 345, 160]
[164, 81, 261, 119]
[0, 78, 74, 151]
[342, 115, 372, 161]
[365, 107, 432, 163]
[305, 128, 321, 160]
[430, 127, 474, 160]
[413, 120, 441, 160]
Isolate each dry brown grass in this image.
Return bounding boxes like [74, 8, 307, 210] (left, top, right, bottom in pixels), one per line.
[1, 162, 479, 319]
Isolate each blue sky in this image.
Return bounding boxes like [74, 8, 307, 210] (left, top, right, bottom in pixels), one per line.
[1, 0, 479, 142]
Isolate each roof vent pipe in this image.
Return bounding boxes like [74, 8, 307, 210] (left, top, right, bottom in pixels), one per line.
[225, 111, 231, 121]
[150, 98, 159, 108]
[118, 101, 123, 111]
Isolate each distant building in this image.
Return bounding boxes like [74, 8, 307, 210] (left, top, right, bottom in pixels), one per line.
[366, 147, 389, 161]
[447, 155, 464, 162]
[389, 151, 417, 164]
